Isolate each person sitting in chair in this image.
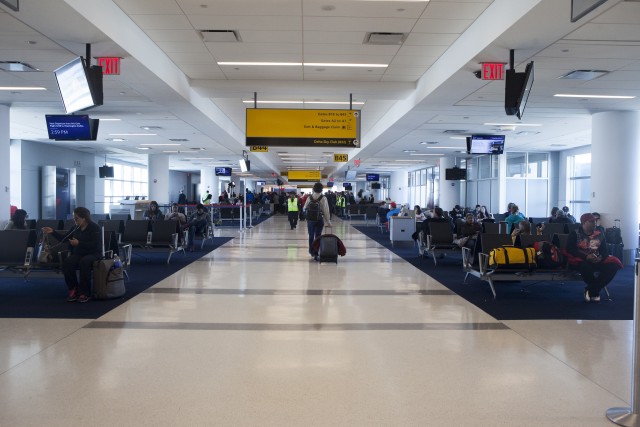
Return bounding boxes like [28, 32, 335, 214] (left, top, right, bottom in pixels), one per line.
[42, 207, 101, 303]
[187, 203, 212, 251]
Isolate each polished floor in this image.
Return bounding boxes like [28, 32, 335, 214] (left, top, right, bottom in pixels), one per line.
[0, 215, 633, 426]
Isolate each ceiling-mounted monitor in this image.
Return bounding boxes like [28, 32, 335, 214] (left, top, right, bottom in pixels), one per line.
[371, 182, 381, 189]
[345, 170, 357, 180]
[215, 167, 232, 176]
[239, 159, 250, 172]
[53, 57, 103, 114]
[505, 61, 534, 120]
[343, 182, 352, 190]
[445, 167, 467, 180]
[98, 165, 114, 178]
[366, 173, 379, 182]
[45, 114, 99, 141]
[466, 134, 505, 155]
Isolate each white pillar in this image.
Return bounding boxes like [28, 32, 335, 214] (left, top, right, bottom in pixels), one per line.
[148, 154, 170, 204]
[200, 168, 219, 202]
[591, 111, 640, 264]
[0, 105, 10, 220]
[438, 157, 460, 210]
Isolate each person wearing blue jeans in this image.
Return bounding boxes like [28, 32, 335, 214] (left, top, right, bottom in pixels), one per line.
[303, 182, 332, 257]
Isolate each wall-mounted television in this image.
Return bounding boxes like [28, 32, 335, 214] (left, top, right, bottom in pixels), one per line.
[345, 170, 357, 180]
[45, 114, 99, 140]
[445, 167, 467, 180]
[371, 182, 381, 189]
[505, 61, 534, 120]
[215, 167, 232, 176]
[366, 173, 380, 182]
[99, 165, 114, 178]
[466, 134, 505, 155]
[53, 57, 103, 114]
[326, 181, 334, 188]
[239, 159, 250, 172]
[256, 181, 266, 186]
[343, 182, 352, 190]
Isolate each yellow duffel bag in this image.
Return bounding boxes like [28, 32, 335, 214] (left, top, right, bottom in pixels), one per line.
[488, 245, 536, 270]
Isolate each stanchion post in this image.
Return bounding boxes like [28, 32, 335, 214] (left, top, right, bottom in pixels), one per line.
[607, 258, 640, 426]
[248, 204, 253, 228]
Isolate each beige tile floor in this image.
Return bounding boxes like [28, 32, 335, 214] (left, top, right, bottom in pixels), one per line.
[0, 215, 633, 426]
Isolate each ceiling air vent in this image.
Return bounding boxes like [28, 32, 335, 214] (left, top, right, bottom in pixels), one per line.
[200, 30, 241, 43]
[443, 130, 468, 134]
[364, 32, 407, 45]
[169, 138, 189, 142]
[558, 70, 609, 80]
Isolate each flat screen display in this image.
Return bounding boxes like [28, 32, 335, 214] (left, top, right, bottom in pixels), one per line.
[53, 57, 96, 114]
[256, 181, 266, 186]
[366, 173, 380, 182]
[99, 166, 114, 178]
[445, 168, 467, 180]
[45, 114, 99, 140]
[326, 181, 334, 188]
[215, 167, 232, 176]
[467, 135, 505, 155]
[371, 182, 381, 189]
[343, 182, 352, 190]
[345, 170, 357, 180]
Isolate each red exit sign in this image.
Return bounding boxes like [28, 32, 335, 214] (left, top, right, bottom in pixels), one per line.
[481, 62, 505, 80]
[96, 57, 121, 75]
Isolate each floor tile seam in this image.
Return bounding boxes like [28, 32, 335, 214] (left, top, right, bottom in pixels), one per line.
[0, 318, 94, 377]
[505, 324, 630, 404]
[83, 321, 509, 331]
[142, 288, 457, 296]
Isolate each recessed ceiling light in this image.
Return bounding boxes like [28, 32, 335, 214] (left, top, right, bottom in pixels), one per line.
[107, 138, 126, 142]
[554, 94, 635, 99]
[403, 150, 417, 153]
[136, 147, 151, 150]
[484, 123, 542, 127]
[139, 143, 181, 146]
[0, 86, 45, 90]
[409, 153, 445, 156]
[0, 61, 40, 72]
[109, 133, 157, 136]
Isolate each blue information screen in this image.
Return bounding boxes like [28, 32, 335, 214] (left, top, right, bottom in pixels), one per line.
[46, 115, 92, 140]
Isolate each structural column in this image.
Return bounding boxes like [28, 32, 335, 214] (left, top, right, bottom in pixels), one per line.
[591, 111, 640, 264]
[0, 105, 10, 220]
[200, 167, 219, 203]
[438, 157, 460, 211]
[148, 154, 170, 205]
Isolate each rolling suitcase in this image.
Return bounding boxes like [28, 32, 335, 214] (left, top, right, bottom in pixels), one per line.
[317, 235, 339, 264]
[93, 256, 126, 299]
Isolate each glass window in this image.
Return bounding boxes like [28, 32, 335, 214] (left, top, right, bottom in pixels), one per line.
[103, 163, 148, 213]
[527, 152, 549, 178]
[506, 152, 526, 177]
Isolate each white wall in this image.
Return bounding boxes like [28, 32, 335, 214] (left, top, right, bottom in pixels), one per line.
[389, 170, 408, 205]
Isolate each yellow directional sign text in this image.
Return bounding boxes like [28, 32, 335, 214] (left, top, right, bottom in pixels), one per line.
[250, 145, 269, 152]
[334, 154, 348, 162]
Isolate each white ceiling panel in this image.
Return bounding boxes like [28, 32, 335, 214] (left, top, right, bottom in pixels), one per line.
[113, 0, 183, 14]
[404, 32, 461, 46]
[156, 41, 210, 54]
[302, 0, 428, 18]
[303, 16, 417, 33]
[303, 43, 400, 56]
[422, 1, 489, 20]
[144, 29, 203, 42]
[128, 14, 193, 30]
[412, 18, 472, 33]
[237, 31, 302, 44]
[187, 15, 302, 31]
[178, 0, 302, 16]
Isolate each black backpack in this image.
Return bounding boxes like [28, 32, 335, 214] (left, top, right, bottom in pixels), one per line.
[306, 195, 323, 221]
[533, 241, 564, 269]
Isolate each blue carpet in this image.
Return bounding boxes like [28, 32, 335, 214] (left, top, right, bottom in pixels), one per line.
[353, 226, 634, 320]
[0, 237, 234, 319]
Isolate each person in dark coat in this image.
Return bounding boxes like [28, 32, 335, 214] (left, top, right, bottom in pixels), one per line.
[42, 207, 101, 303]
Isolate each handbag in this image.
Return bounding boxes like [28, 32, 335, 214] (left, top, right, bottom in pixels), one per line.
[37, 234, 54, 263]
[452, 236, 470, 248]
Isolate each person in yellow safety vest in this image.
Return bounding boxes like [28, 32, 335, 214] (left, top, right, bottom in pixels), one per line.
[336, 193, 346, 217]
[287, 192, 299, 230]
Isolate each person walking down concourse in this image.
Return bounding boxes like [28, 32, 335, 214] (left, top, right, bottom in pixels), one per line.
[303, 182, 332, 257]
[287, 192, 299, 230]
[42, 207, 101, 303]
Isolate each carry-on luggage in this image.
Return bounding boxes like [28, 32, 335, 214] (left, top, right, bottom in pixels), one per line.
[605, 219, 624, 262]
[488, 245, 536, 270]
[317, 235, 339, 264]
[93, 256, 126, 299]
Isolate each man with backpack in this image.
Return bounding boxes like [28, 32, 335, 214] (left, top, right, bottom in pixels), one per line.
[303, 182, 332, 257]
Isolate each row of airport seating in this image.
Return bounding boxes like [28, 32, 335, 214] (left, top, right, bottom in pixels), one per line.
[461, 232, 591, 299]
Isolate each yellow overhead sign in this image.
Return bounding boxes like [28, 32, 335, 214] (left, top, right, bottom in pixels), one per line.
[287, 170, 322, 181]
[246, 109, 360, 147]
[334, 153, 348, 162]
[250, 145, 269, 152]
